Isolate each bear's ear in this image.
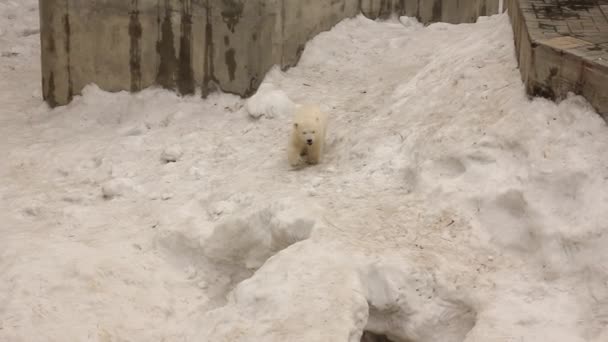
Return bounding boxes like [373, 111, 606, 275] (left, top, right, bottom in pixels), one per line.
[293, 123, 298, 128]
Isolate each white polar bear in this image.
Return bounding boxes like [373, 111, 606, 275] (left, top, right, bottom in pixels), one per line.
[288, 104, 328, 167]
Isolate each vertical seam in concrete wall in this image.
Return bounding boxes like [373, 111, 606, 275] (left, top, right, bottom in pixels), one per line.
[202, 0, 217, 98]
[156, 0, 161, 84]
[129, 0, 142, 92]
[39, 0, 46, 103]
[40, 1, 57, 107]
[281, 0, 286, 66]
[156, 0, 179, 90]
[64, 0, 73, 101]
[577, 59, 587, 96]
[177, 0, 195, 95]
[432, 0, 442, 22]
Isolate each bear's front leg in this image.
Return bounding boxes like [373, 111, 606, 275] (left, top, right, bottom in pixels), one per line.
[288, 143, 302, 167]
[307, 144, 321, 165]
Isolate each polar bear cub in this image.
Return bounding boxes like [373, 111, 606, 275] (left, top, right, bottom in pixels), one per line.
[288, 104, 328, 167]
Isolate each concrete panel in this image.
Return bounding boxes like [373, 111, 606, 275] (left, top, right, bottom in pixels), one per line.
[581, 63, 608, 119]
[203, 0, 276, 97]
[281, 0, 360, 68]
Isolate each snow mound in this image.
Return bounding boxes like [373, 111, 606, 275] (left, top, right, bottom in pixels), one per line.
[157, 195, 320, 304]
[398, 16, 423, 29]
[361, 261, 476, 342]
[4, 4, 608, 341]
[245, 82, 296, 120]
[198, 242, 476, 342]
[160, 144, 183, 163]
[197, 241, 365, 342]
[203, 198, 318, 269]
[101, 177, 137, 199]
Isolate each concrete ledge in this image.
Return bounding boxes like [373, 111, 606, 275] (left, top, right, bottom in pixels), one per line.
[40, 0, 500, 107]
[506, 0, 608, 120]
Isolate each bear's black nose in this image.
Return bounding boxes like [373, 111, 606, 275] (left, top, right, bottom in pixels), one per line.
[307, 139, 313, 145]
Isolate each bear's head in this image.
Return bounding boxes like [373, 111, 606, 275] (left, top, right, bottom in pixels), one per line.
[294, 118, 319, 146]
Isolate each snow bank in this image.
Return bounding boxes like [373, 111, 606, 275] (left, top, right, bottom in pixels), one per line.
[198, 243, 477, 342]
[2, 5, 608, 342]
[245, 79, 296, 120]
[156, 194, 320, 305]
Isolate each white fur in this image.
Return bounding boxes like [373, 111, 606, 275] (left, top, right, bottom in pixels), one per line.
[288, 104, 328, 167]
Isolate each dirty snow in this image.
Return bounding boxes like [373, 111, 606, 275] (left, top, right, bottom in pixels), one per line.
[1, 1, 608, 341]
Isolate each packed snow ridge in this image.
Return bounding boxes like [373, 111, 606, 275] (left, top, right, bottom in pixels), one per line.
[2, 1, 608, 341]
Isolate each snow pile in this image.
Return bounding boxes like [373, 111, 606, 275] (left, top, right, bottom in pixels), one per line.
[156, 194, 320, 309]
[245, 79, 296, 120]
[361, 261, 476, 341]
[101, 177, 138, 199]
[1, 3, 608, 342]
[160, 144, 184, 163]
[197, 244, 477, 342]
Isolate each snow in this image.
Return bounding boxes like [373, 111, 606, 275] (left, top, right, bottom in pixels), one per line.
[161, 144, 184, 163]
[245, 82, 296, 120]
[101, 177, 138, 199]
[2, 2, 608, 341]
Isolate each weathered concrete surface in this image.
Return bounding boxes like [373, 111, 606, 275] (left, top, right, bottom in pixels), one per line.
[506, 0, 608, 120]
[360, 0, 500, 23]
[40, 0, 501, 107]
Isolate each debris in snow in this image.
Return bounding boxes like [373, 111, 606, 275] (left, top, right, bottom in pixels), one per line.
[123, 123, 149, 136]
[184, 266, 197, 280]
[101, 178, 135, 199]
[21, 28, 38, 36]
[160, 145, 183, 163]
[1, 51, 18, 57]
[189, 166, 205, 180]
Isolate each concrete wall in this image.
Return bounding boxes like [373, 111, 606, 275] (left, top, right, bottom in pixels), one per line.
[505, 0, 608, 120]
[39, 0, 501, 107]
[360, 0, 500, 23]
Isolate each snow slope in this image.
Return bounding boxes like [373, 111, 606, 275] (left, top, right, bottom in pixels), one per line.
[1, 2, 607, 341]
